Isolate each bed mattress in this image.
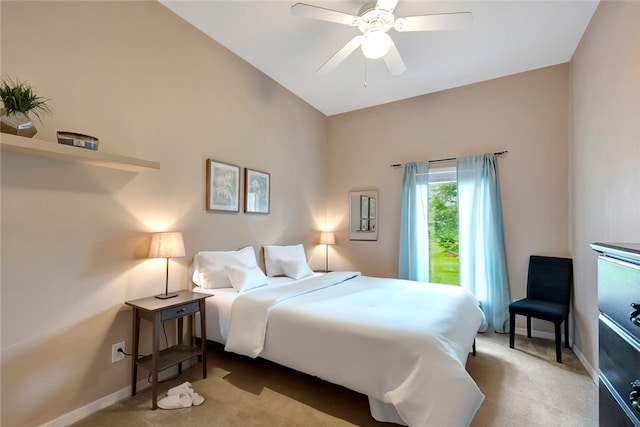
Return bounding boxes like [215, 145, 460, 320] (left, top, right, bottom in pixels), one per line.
[194, 272, 483, 426]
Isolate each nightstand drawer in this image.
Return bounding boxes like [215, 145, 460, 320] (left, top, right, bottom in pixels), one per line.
[600, 378, 637, 427]
[598, 256, 640, 342]
[599, 316, 640, 423]
[161, 301, 199, 322]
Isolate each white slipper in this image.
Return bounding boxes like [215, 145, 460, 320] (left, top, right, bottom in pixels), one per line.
[167, 382, 193, 396]
[165, 381, 204, 406]
[157, 392, 192, 409]
[190, 392, 205, 406]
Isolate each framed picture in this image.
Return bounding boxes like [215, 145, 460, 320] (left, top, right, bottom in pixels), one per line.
[360, 195, 369, 219]
[244, 168, 270, 214]
[369, 197, 376, 219]
[349, 190, 378, 241]
[206, 159, 240, 212]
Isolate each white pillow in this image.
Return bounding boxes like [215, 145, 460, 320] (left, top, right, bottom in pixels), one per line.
[263, 244, 308, 277]
[191, 246, 258, 289]
[224, 265, 269, 292]
[280, 258, 314, 280]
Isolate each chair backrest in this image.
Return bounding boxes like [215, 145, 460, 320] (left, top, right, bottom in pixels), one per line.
[526, 255, 573, 305]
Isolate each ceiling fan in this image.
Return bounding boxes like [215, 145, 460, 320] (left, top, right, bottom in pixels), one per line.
[291, 0, 472, 76]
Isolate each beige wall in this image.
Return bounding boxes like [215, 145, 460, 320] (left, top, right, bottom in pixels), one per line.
[569, 0, 640, 377]
[327, 66, 571, 312]
[4, 0, 628, 424]
[0, 1, 327, 426]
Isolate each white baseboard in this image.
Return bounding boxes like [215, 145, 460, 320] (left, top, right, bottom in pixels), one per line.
[40, 364, 190, 427]
[514, 327, 598, 385]
[40, 380, 148, 427]
[572, 345, 598, 384]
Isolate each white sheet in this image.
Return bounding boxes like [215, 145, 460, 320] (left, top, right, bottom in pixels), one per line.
[224, 272, 484, 427]
[193, 287, 236, 343]
[192, 276, 301, 343]
[225, 272, 355, 356]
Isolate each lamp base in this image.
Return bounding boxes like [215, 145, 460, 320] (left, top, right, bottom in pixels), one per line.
[155, 293, 178, 300]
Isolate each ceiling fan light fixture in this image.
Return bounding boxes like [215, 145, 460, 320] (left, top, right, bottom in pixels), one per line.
[292, 1, 471, 75]
[361, 30, 391, 59]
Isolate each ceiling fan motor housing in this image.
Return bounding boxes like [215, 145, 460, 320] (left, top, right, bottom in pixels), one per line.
[357, 2, 395, 34]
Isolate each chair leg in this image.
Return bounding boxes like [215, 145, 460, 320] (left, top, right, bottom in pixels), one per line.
[526, 316, 532, 338]
[555, 322, 562, 363]
[509, 312, 515, 348]
[564, 317, 570, 348]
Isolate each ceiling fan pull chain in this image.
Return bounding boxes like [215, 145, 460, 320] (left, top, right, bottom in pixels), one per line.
[364, 63, 368, 88]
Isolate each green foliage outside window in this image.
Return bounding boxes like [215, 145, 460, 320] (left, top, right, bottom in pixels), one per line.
[428, 182, 459, 285]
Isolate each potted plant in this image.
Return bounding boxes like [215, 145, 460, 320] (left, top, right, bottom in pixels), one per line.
[0, 77, 51, 138]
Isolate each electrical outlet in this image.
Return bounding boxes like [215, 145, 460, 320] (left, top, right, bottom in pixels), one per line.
[112, 341, 125, 363]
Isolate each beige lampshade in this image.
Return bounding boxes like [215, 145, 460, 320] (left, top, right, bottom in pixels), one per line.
[319, 231, 335, 245]
[148, 232, 186, 258]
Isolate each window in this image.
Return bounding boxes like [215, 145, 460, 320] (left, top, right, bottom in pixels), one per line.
[400, 154, 509, 332]
[420, 165, 459, 285]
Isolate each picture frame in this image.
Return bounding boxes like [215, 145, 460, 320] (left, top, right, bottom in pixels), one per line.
[368, 197, 377, 231]
[206, 159, 240, 212]
[349, 190, 378, 241]
[369, 197, 376, 219]
[360, 195, 369, 220]
[244, 168, 270, 214]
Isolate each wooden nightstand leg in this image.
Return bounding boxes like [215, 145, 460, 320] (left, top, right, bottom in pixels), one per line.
[200, 299, 208, 379]
[151, 312, 161, 410]
[131, 309, 140, 396]
[190, 313, 195, 347]
[177, 317, 184, 375]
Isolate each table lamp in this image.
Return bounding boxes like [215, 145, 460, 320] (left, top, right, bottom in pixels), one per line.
[149, 231, 185, 299]
[319, 231, 335, 273]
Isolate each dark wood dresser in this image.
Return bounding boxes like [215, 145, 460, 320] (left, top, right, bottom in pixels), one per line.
[592, 242, 640, 426]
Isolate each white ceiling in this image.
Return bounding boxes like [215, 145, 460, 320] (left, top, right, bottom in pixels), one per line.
[160, 0, 599, 116]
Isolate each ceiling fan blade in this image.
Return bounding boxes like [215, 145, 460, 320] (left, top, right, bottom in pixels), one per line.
[394, 12, 473, 32]
[317, 36, 363, 75]
[291, 3, 360, 26]
[376, 0, 399, 12]
[383, 39, 407, 76]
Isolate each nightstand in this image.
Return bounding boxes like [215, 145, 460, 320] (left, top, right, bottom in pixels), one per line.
[125, 290, 211, 409]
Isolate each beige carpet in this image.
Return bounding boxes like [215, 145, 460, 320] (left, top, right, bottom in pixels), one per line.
[73, 332, 597, 426]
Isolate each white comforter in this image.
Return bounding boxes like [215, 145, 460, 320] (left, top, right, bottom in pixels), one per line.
[225, 271, 484, 427]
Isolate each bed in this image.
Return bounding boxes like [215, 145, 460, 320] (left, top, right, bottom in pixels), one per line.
[190, 245, 484, 426]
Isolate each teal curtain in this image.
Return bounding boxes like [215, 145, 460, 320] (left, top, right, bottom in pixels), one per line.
[457, 153, 510, 333]
[398, 162, 430, 281]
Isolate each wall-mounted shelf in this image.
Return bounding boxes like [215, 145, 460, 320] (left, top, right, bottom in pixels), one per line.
[0, 133, 160, 172]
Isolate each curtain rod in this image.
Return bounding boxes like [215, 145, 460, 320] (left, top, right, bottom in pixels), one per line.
[390, 150, 508, 168]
